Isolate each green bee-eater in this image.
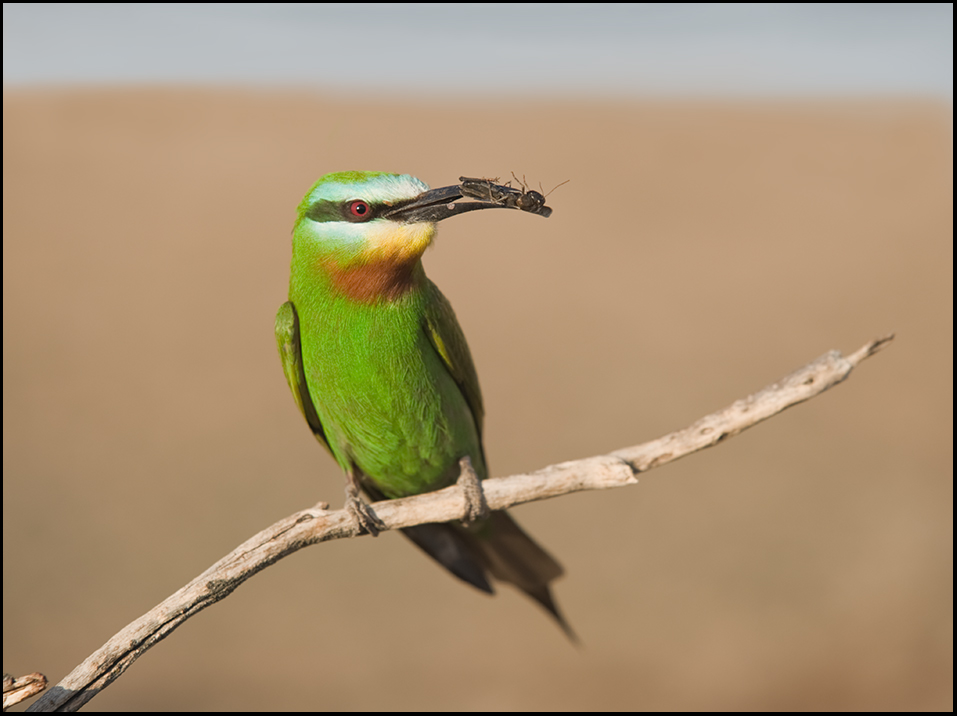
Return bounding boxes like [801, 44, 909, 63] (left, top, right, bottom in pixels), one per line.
[276, 171, 571, 637]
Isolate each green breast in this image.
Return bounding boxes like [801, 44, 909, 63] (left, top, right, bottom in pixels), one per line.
[293, 277, 484, 498]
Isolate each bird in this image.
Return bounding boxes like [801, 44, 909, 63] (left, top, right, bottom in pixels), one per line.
[275, 171, 573, 638]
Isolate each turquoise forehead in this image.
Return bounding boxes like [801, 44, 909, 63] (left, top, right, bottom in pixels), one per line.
[302, 171, 430, 205]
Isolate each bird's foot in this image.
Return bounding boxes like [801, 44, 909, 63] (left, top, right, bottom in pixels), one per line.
[344, 479, 385, 537]
[457, 455, 490, 525]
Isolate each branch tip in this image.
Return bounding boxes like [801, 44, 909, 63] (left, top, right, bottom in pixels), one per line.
[848, 333, 895, 366]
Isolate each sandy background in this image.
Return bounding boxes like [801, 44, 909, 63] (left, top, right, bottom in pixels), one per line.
[3, 88, 952, 711]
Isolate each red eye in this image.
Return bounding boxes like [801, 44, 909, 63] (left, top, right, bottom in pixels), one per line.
[349, 200, 371, 218]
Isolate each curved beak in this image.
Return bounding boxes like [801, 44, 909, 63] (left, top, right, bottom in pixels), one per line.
[383, 178, 552, 223]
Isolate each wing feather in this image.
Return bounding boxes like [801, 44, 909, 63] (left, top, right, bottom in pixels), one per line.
[421, 281, 485, 444]
[275, 300, 332, 454]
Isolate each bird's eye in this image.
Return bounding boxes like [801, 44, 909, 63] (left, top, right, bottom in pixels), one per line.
[349, 200, 371, 219]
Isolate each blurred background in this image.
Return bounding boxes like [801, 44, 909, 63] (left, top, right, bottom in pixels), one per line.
[3, 4, 952, 711]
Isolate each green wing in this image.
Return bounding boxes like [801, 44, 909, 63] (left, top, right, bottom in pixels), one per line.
[275, 300, 331, 454]
[421, 280, 485, 446]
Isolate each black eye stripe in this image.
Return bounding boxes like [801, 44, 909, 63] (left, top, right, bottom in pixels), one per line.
[304, 200, 340, 222]
[305, 199, 391, 223]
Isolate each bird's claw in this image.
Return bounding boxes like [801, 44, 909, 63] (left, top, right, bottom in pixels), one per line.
[457, 455, 490, 525]
[345, 484, 385, 537]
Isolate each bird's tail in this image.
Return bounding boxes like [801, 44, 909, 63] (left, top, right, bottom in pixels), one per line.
[400, 511, 576, 641]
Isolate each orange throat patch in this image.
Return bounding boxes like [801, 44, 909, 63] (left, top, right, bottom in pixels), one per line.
[323, 256, 422, 303]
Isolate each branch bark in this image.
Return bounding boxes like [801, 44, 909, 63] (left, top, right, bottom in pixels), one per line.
[4, 673, 48, 710]
[26, 335, 894, 712]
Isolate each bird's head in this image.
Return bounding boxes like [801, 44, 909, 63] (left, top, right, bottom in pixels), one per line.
[293, 171, 434, 268]
[291, 171, 549, 301]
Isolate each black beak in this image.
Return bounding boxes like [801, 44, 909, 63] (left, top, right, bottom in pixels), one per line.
[382, 178, 552, 223]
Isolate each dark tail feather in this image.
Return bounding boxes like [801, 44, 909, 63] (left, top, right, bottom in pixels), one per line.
[400, 522, 493, 594]
[362, 481, 493, 594]
[401, 511, 575, 641]
[364, 481, 573, 638]
[468, 512, 577, 643]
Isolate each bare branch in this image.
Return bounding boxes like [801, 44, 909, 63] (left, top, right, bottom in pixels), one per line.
[4, 673, 48, 710]
[26, 335, 893, 712]
[612, 333, 895, 472]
